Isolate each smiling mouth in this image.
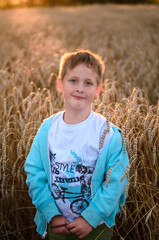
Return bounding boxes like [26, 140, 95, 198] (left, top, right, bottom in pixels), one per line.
[72, 95, 85, 100]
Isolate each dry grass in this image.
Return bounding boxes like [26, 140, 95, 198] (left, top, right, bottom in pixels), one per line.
[0, 4, 159, 240]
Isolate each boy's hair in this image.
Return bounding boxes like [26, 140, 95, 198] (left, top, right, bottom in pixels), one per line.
[58, 50, 105, 86]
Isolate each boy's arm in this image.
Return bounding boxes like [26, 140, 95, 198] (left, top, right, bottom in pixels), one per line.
[81, 130, 129, 228]
[24, 128, 61, 224]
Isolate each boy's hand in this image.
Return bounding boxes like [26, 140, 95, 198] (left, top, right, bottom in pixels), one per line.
[50, 215, 70, 235]
[67, 216, 93, 239]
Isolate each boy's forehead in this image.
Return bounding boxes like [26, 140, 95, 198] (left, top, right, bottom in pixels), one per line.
[67, 63, 96, 74]
[66, 64, 97, 78]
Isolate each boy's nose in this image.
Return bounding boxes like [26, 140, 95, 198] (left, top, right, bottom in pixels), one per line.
[76, 83, 84, 93]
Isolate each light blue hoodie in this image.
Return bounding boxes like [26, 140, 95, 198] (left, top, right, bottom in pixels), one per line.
[24, 114, 129, 238]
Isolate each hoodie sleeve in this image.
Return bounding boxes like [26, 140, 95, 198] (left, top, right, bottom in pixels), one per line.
[24, 126, 61, 223]
[81, 130, 129, 228]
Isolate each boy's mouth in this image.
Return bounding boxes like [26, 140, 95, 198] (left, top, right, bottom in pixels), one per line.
[72, 95, 85, 100]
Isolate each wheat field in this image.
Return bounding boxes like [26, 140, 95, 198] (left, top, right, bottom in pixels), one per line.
[0, 4, 159, 240]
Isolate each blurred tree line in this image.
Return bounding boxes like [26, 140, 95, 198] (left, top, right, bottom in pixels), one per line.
[0, 0, 158, 8]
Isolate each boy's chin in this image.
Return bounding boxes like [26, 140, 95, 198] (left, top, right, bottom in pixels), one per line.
[65, 105, 91, 113]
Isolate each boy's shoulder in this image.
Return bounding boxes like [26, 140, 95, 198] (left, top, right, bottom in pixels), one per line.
[92, 111, 121, 132]
[95, 112, 122, 152]
[41, 111, 64, 130]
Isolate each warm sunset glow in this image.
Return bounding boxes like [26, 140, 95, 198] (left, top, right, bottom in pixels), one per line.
[11, 0, 30, 5]
[1, 0, 159, 8]
[10, 0, 44, 5]
[0, 0, 41, 7]
[11, 0, 20, 4]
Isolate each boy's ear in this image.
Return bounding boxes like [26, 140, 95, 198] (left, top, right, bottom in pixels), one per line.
[57, 78, 63, 92]
[96, 84, 102, 97]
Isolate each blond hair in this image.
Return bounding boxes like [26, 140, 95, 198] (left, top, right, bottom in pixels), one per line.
[58, 50, 105, 86]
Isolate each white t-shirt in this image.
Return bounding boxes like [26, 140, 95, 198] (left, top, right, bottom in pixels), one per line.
[48, 111, 114, 222]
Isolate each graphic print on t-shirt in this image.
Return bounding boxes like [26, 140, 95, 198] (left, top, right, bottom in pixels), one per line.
[50, 149, 94, 220]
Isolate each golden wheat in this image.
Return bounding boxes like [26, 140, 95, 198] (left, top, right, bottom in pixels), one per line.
[0, 4, 159, 240]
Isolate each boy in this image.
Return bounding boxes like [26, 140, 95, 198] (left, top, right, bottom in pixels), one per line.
[24, 50, 129, 240]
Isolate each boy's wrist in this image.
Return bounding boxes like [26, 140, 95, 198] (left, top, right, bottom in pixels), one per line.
[81, 205, 103, 228]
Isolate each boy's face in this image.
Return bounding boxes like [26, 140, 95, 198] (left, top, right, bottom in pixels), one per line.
[58, 64, 101, 114]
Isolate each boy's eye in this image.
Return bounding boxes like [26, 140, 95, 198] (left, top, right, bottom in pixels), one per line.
[70, 79, 77, 83]
[85, 81, 93, 86]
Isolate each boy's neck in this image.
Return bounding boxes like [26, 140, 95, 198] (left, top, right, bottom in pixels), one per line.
[63, 109, 92, 124]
